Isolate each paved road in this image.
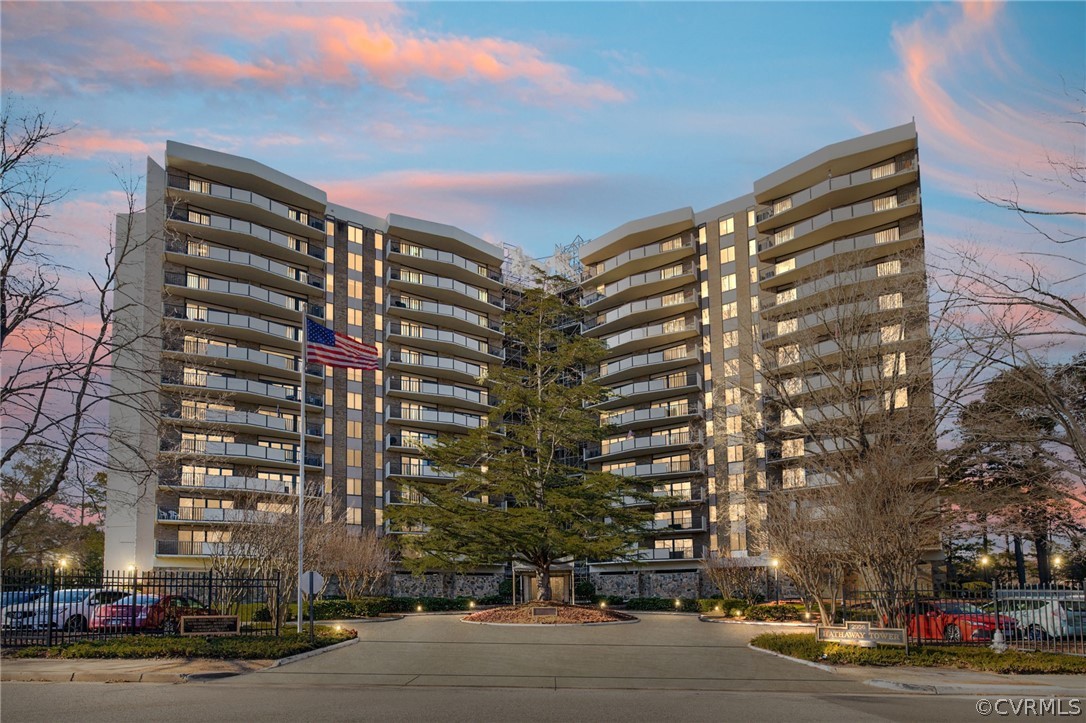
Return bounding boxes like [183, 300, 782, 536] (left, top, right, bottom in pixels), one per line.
[0, 614, 1019, 721]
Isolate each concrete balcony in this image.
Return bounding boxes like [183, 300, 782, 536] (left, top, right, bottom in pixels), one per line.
[387, 295, 502, 338]
[161, 407, 323, 440]
[598, 345, 700, 385]
[163, 339, 322, 381]
[385, 405, 485, 433]
[608, 460, 704, 480]
[387, 267, 503, 314]
[160, 372, 322, 411]
[583, 290, 698, 337]
[385, 461, 457, 480]
[157, 506, 281, 524]
[601, 317, 699, 357]
[387, 240, 503, 290]
[386, 377, 491, 412]
[167, 172, 325, 239]
[620, 486, 705, 506]
[163, 304, 300, 346]
[385, 349, 483, 386]
[645, 515, 708, 533]
[597, 372, 702, 409]
[164, 237, 323, 296]
[756, 186, 920, 262]
[384, 488, 428, 505]
[755, 153, 918, 233]
[602, 402, 703, 431]
[160, 473, 321, 497]
[630, 545, 706, 561]
[167, 207, 325, 271]
[161, 439, 322, 469]
[588, 428, 703, 463]
[385, 323, 504, 363]
[155, 540, 254, 557]
[581, 233, 696, 286]
[385, 432, 438, 451]
[583, 263, 698, 311]
[165, 272, 322, 320]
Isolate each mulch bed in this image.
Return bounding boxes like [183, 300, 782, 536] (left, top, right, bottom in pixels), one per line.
[463, 603, 636, 625]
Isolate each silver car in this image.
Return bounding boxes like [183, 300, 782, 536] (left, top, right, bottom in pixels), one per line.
[988, 596, 1086, 640]
[2, 589, 127, 632]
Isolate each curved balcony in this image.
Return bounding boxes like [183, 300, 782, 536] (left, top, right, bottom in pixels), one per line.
[625, 545, 707, 562]
[598, 345, 700, 385]
[601, 317, 699, 357]
[156, 540, 251, 557]
[608, 460, 705, 480]
[583, 291, 698, 337]
[756, 186, 920, 262]
[384, 488, 428, 505]
[165, 272, 321, 320]
[386, 296, 502, 338]
[582, 263, 697, 311]
[160, 371, 322, 411]
[758, 222, 923, 289]
[645, 515, 708, 533]
[386, 377, 491, 412]
[161, 439, 322, 469]
[163, 304, 300, 346]
[385, 432, 438, 452]
[581, 233, 696, 286]
[621, 485, 705, 507]
[160, 473, 321, 497]
[387, 240, 502, 290]
[602, 402, 703, 431]
[165, 238, 323, 296]
[385, 461, 457, 481]
[587, 428, 704, 463]
[597, 372, 702, 409]
[163, 339, 322, 381]
[161, 407, 323, 440]
[387, 267, 503, 314]
[755, 154, 918, 233]
[385, 323, 504, 363]
[385, 349, 483, 386]
[168, 208, 325, 270]
[385, 405, 485, 433]
[167, 173, 325, 240]
[157, 506, 281, 524]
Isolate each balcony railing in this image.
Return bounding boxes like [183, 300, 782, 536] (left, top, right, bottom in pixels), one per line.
[387, 378, 490, 406]
[157, 507, 280, 524]
[163, 304, 300, 342]
[168, 207, 325, 261]
[165, 272, 322, 318]
[385, 406, 485, 429]
[385, 462, 457, 479]
[160, 372, 322, 407]
[165, 237, 323, 290]
[388, 241, 502, 283]
[385, 323, 504, 358]
[387, 296, 501, 332]
[602, 403, 701, 428]
[161, 439, 322, 467]
[160, 473, 321, 497]
[581, 233, 695, 283]
[606, 372, 701, 401]
[386, 350, 482, 379]
[387, 268, 503, 309]
[167, 173, 326, 233]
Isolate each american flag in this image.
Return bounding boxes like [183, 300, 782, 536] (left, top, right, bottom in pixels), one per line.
[306, 318, 379, 370]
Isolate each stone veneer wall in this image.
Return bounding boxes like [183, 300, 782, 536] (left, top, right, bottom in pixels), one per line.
[592, 571, 721, 599]
[388, 572, 502, 598]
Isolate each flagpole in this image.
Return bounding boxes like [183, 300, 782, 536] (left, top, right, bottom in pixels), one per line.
[297, 310, 307, 634]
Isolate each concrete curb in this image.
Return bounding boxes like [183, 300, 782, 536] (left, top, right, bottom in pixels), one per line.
[746, 643, 838, 673]
[459, 618, 639, 627]
[267, 636, 360, 668]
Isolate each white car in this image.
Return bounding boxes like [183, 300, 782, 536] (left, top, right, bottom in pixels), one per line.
[988, 596, 1086, 640]
[2, 588, 127, 632]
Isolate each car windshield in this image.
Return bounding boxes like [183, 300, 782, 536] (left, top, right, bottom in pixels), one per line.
[940, 602, 985, 614]
[111, 594, 160, 606]
[53, 590, 93, 603]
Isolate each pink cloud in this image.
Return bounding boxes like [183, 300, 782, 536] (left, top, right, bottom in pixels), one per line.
[2, 2, 628, 108]
[57, 130, 158, 160]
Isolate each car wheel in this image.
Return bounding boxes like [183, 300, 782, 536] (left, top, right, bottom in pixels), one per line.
[63, 615, 87, 632]
[1026, 625, 1049, 641]
[942, 624, 961, 642]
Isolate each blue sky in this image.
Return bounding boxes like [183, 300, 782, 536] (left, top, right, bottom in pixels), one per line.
[2, 1, 1083, 264]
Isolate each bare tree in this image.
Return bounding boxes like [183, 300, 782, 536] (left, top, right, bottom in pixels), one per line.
[320, 525, 392, 600]
[702, 553, 765, 602]
[1, 100, 160, 540]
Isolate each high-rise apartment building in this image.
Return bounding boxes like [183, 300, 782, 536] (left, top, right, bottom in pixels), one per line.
[105, 124, 930, 592]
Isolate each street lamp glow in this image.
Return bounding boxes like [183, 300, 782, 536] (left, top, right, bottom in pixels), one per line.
[126, 563, 136, 573]
[979, 555, 991, 567]
[1053, 556, 1063, 568]
[770, 558, 780, 568]
[58, 557, 68, 570]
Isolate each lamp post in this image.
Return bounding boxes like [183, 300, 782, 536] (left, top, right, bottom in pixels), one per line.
[979, 554, 991, 586]
[1052, 556, 1063, 586]
[57, 557, 68, 591]
[771, 558, 780, 606]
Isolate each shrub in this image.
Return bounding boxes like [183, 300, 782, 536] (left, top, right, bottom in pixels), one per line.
[749, 633, 1086, 675]
[744, 603, 808, 622]
[574, 580, 596, 600]
[623, 597, 699, 612]
[497, 578, 514, 598]
[252, 606, 272, 622]
[697, 598, 749, 614]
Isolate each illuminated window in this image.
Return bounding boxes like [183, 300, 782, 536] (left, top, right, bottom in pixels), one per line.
[719, 217, 735, 236]
[877, 259, 901, 277]
[879, 293, 903, 310]
[720, 246, 735, 264]
[720, 274, 737, 292]
[721, 302, 737, 319]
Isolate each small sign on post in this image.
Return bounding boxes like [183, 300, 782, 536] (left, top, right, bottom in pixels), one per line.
[300, 570, 324, 642]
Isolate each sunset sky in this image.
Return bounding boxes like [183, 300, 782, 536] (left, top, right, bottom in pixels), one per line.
[3, 1, 1083, 266]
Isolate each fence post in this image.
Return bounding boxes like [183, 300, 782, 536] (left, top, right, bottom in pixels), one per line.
[46, 566, 56, 648]
[912, 577, 920, 650]
[274, 571, 281, 638]
[207, 569, 214, 612]
[131, 568, 139, 635]
[992, 578, 1000, 644]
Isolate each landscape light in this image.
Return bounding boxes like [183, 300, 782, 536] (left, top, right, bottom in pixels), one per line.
[599, 601, 607, 608]
[334, 625, 342, 631]
[469, 601, 476, 608]
[674, 598, 681, 608]
[416, 604, 423, 612]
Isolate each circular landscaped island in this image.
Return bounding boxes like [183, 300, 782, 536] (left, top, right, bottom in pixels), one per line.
[462, 602, 636, 625]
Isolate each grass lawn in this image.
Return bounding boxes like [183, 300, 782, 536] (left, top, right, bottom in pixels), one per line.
[3, 625, 356, 660]
[751, 633, 1086, 675]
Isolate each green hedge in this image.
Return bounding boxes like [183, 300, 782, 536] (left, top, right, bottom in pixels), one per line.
[624, 597, 699, 612]
[698, 598, 750, 614]
[743, 603, 809, 622]
[294, 596, 478, 619]
[8, 626, 357, 660]
[750, 633, 1086, 674]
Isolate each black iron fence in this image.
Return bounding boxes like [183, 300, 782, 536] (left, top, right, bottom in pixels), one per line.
[1, 568, 280, 648]
[836, 581, 1085, 654]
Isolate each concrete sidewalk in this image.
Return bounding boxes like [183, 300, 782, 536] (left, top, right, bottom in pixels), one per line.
[0, 657, 271, 683]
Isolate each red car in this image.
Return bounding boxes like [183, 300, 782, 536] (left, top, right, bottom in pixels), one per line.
[90, 594, 213, 633]
[904, 600, 1018, 642]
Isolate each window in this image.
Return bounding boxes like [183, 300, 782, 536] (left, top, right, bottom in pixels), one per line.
[783, 467, 806, 489]
[782, 438, 805, 458]
[774, 258, 795, 275]
[784, 377, 802, 395]
[879, 293, 903, 311]
[660, 263, 685, 280]
[722, 359, 739, 376]
[773, 198, 793, 214]
[782, 408, 803, 426]
[749, 267, 758, 284]
[721, 330, 738, 348]
[777, 344, 799, 366]
[721, 302, 738, 319]
[727, 445, 743, 463]
[774, 227, 795, 244]
[347, 507, 362, 525]
[883, 352, 907, 377]
[871, 161, 896, 180]
[873, 195, 898, 212]
[777, 318, 798, 336]
[747, 210, 756, 228]
[660, 236, 684, 252]
[728, 474, 743, 492]
[884, 388, 909, 410]
[720, 274, 737, 292]
[347, 307, 364, 327]
[725, 415, 742, 434]
[875, 226, 900, 245]
[188, 178, 211, 194]
[187, 209, 211, 226]
[776, 288, 797, 305]
[880, 324, 904, 343]
[661, 291, 686, 306]
[748, 239, 757, 258]
[347, 478, 362, 495]
[720, 246, 735, 264]
[347, 392, 363, 410]
[724, 387, 741, 406]
[877, 259, 901, 277]
[287, 208, 309, 225]
[719, 217, 735, 236]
